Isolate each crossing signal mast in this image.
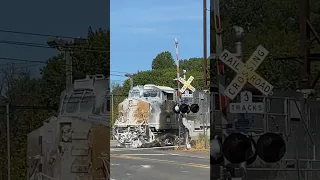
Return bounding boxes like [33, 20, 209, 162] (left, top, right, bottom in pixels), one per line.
[211, 1, 288, 177]
[173, 74, 200, 149]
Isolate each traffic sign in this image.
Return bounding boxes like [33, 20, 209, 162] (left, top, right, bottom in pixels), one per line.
[179, 76, 196, 93]
[229, 91, 264, 113]
[235, 118, 250, 132]
[181, 90, 193, 97]
[219, 45, 274, 100]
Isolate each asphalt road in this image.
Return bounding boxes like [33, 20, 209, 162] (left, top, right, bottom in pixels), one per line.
[110, 141, 209, 180]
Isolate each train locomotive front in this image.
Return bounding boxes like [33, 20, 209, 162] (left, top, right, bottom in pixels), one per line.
[113, 84, 183, 148]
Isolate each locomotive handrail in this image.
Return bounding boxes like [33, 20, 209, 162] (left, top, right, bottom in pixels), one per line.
[97, 153, 110, 180]
[28, 155, 40, 179]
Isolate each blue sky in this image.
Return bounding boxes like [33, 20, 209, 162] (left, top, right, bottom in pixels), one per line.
[110, 0, 210, 84]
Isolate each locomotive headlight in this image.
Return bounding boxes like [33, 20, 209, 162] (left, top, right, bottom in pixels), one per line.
[179, 103, 190, 114]
[190, 104, 199, 113]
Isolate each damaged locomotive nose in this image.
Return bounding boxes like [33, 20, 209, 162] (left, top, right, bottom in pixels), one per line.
[113, 84, 181, 148]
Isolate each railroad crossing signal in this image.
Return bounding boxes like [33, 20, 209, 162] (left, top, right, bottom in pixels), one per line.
[179, 76, 196, 93]
[211, 132, 286, 165]
[229, 91, 264, 114]
[211, 45, 286, 170]
[173, 103, 199, 114]
[219, 45, 274, 100]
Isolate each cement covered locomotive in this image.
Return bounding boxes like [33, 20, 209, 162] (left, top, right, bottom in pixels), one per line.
[112, 84, 210, 148]
[27, 74, 110, 180]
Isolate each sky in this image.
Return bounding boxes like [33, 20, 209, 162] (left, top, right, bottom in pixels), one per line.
[0, 0, 109, 77]
[0, 0, 210, 86]
[110, 0, 210, 84]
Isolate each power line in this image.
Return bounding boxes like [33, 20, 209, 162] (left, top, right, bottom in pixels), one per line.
[0, 56, 107, 67]
[110, 70, 132, 74]
[0, 57, 46, 64]
[0, 105, 56, 110]
[0, 40, 109, 53]
[110, 79, 125, 82]
[0, 57, 110, 74]
[110, 74, 126, 77]
[0, 29, 77, 39]
[0, 61, 36, 66]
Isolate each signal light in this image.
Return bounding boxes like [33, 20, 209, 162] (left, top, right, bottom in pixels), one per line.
[173, 103, 200, 114]
[222, 133, 256, 164]
[256, 132, 286, 163]
[209, 132, 286, 166]
[173, 104, 180, 114]
[190, 104, 199, 113]
[179, 103, 190, 114]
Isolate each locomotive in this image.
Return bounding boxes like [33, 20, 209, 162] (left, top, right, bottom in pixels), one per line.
[27, 74, 110, 180]
[112, 84, 210, 148]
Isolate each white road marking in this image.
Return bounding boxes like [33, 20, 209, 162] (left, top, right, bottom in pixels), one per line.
[141, 165, 152, 168]
[112, 153, 167, 156]
[111, 146, 177, 151]
[168, 153, 208, 159]
[111, 152, 208, 159]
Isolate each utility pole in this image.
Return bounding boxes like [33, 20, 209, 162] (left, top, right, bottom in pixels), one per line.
[111, 93, 114, 140]
[6, 103, 10, 180]
[298, 0, 316, 170]
[203, 0, 208, 86]
[65, 49, 72, 87]
[212, 0, 228, 179]
[233, 25, 247, 180]
[111, 93, 114, 122]
[47, 37, 86, 88]
[299, 0, 311, 89]
[174, 38, 182, 147]
[175, 38, 181, 98]
[125, 74, 133, 89]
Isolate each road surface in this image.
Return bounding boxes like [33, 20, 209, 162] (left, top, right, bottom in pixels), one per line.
[110, 141, 209, 180]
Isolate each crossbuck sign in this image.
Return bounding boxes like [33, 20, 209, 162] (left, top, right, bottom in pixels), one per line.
[219, 45, 274, 100]
[179, 76, 196, 93]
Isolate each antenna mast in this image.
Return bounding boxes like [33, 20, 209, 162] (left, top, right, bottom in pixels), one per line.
[175, 38, 181, 98]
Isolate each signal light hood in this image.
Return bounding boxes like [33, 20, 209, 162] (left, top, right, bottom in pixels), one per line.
[222, 133, 256, 164]
[179, 103, 190, 114]
[256, 132, 286, 163]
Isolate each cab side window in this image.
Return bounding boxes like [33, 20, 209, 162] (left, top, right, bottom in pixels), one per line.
[101, 97, 110, 114]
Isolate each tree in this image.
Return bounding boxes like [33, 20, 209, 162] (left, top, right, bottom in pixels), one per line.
[211, 0, 302, 90]
[151, 51, 175, 70]
[0, 27, 110, 179]
[40, 27, 110, 108]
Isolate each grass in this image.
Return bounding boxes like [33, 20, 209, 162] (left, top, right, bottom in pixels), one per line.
[175, 134, 210, 152]
[191, 134, 210, 151]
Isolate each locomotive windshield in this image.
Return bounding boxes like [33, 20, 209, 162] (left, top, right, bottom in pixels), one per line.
[80, 92, 95, 113]
[129, 89, 140, 98]
[143, 89, 159, 97]
[63, 91, 95, 114]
